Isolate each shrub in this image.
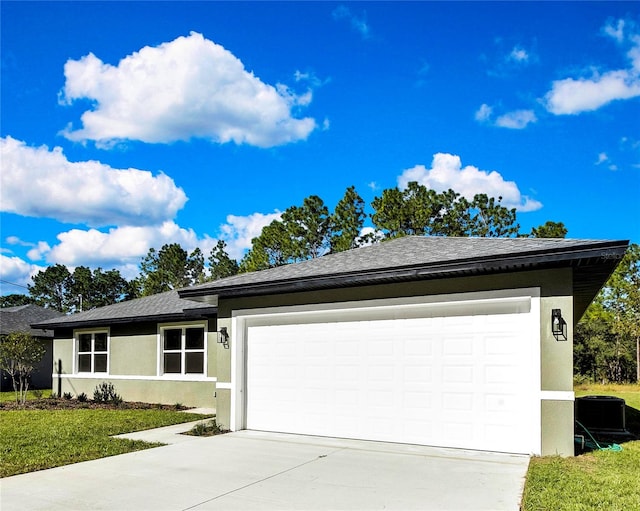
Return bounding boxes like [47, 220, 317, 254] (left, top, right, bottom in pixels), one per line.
[33, 389, 43, 399]
[186, 419, 229, 437]
[93, 382, 122, 405]
[77, 392, 88, 402]
[62, 392, 73, 400]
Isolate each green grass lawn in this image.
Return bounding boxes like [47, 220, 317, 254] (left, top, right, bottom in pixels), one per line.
[0, 401, 213, 477]
[521, 383, 640, 511]
[0, 389, 52, 402]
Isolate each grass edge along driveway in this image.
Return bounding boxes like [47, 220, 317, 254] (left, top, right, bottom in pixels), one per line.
[0, 407, 213, 477]
[521, 384, 640, 511]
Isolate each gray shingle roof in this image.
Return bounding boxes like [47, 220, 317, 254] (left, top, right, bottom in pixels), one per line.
[31, 237, 629, 330]
[31, 290, 216, 329]
[182, 236, 628, 297]
[0, 304, 64, 337]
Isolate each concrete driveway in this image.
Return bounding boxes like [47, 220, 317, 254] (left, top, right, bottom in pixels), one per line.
[1, 424, 530, 510]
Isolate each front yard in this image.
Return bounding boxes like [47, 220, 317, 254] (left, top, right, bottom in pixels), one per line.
[2, 386, 639, 510]
[0, 395, 213, 477]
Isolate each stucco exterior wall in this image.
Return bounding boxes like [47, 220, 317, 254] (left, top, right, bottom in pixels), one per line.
[52, 319, 218, 409]
[539, 270, 575, 456]
[56, 377, 216, 407]
[214, 267, 576, 456]
[110, 334, 157, 376]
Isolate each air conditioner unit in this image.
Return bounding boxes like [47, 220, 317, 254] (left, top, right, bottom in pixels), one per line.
[575, 395, 626, 432]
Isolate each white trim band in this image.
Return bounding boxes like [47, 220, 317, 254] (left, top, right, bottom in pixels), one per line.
[53, 373, 217, 383]
[540, 390, 575, 401]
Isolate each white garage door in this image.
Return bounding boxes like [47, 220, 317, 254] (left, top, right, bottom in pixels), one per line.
[244, 298, 539, 454]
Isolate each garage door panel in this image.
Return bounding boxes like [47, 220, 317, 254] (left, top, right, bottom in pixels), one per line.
[403, 365, 433, 383]
[246, 307, 536, 454]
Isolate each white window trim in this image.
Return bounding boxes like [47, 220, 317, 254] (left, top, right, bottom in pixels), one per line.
[56, 373, 217, 382]
[157, 321, 208, 379]
[74, 328, 110, 375]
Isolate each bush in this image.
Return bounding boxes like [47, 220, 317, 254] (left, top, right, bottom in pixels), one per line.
[33, 389, 43, 399]
[185, 419, 229, 437]
[93, 382, 122, 405]
[62, 392, 73, 400]
[77, 392, 88, 402]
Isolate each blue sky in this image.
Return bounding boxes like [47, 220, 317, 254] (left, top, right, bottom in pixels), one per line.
[1, 1, 639, 295]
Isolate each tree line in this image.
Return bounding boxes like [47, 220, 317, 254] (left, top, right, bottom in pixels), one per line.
[2, 182, 636, 382]
[4, 182, 567, 312]
[574, 244, 640, 383]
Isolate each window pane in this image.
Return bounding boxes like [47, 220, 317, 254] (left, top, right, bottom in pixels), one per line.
[94, 354, 108, 373]
[94, 332, 108, 352]
[185, 328, 204, 349]
[164, 329, 182, 350]
[79, 334, 92, 352]
[78, 354, 91, 372]
[164, 353, 181, 373]
[185, 352, 204, 374]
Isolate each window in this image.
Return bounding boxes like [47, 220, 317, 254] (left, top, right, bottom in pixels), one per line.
[77, 331, 108, 373]
[161, 325, 205, 375]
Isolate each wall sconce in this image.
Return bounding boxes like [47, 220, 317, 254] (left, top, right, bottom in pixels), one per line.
[217, 327, 229, 349]
[551, 309, 567, 341]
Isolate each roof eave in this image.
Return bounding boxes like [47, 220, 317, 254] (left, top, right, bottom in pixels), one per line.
[31, 307, 218, 330]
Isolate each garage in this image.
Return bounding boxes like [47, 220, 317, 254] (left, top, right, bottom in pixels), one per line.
[181, 236, 629, 457]
[240, 291, 541, 455]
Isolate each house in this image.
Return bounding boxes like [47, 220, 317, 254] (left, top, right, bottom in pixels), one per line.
[34, 236, 628, 456]
[0, 304, 63, 391]
[32, 290, 218, 405]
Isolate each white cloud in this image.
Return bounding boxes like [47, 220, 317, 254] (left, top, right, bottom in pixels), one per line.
[0, 254, 46, 294]
[603, 19, 626, 44]
[544, 20, 640, 115]
[60, 32, 316, 147]
[628, 36, 640, 73]
[294, 70, 329, 88]
[594, 152, 618, 171]
[3, 221, 222, 285]
[218, 211, 282, 260]
[508, 46, 529, 63]
[495, 109, 537, 129]
[398, 153, 542, 212]
[544, 70, 640, 115]
[475, 104, 537, 129]
[4, 209, 283, 287]
[0, 136, 187, 227]
[332, 5, 371, 39]
[44, 221, 215, 268]
[475, 103, 493, 122]
[26, 242, 51, 261]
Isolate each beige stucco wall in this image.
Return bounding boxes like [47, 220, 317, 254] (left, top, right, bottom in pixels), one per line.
[55, 377, 216, 407]
[52, 319, 218, 409]
[539, 270, 575, 456]
[110, 334, 157, 376]
[214, 267, 577, 455]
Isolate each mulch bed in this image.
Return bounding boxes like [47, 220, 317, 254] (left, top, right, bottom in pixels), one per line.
[0, 398, 189, 411]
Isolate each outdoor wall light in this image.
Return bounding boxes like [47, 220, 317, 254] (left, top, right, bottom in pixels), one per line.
[217, 327, 230, 349]
[551, 309, 567, 341]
